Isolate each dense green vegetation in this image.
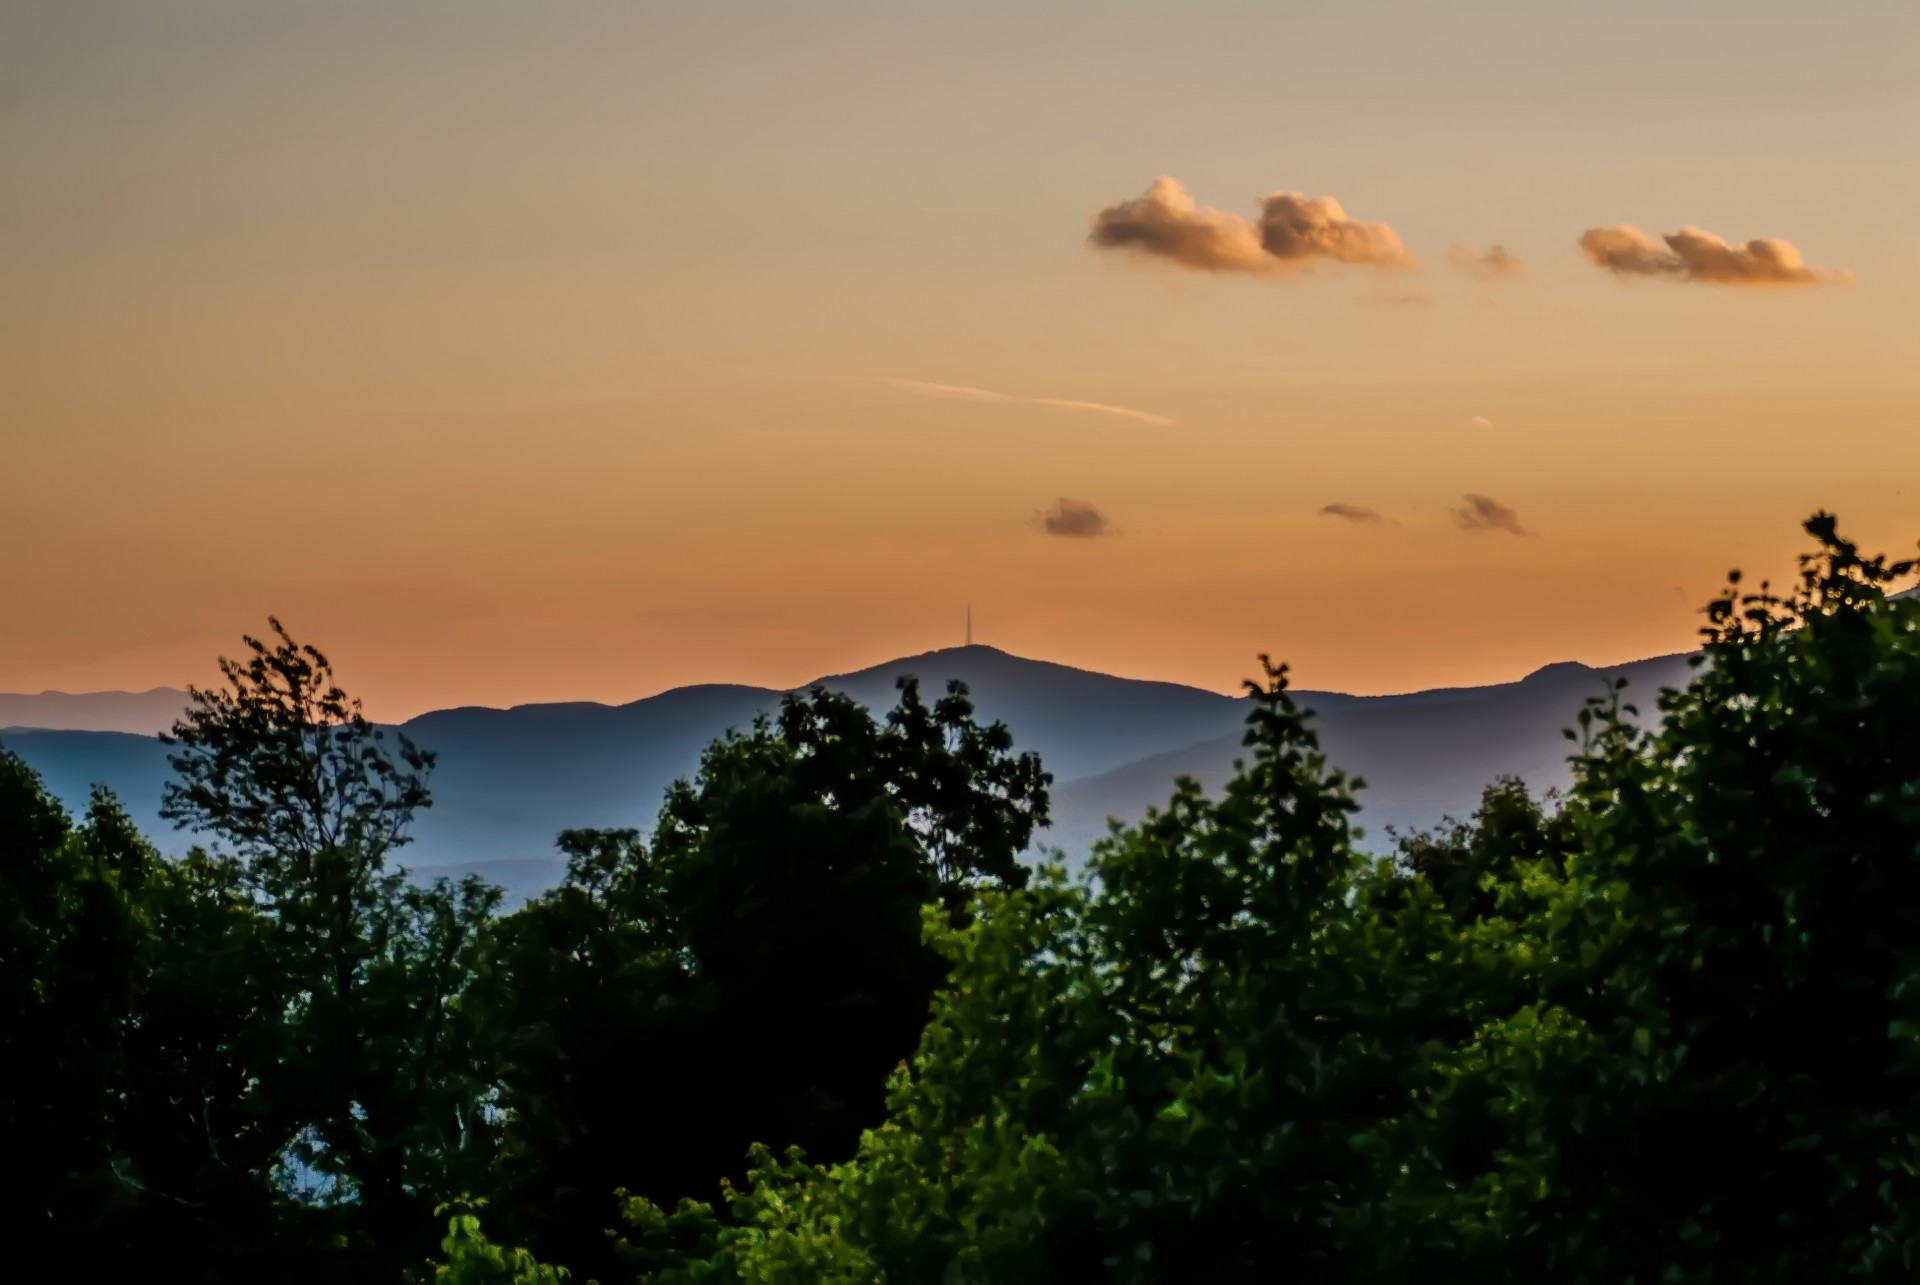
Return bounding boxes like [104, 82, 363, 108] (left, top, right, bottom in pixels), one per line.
[6, 513, 1920, 1281]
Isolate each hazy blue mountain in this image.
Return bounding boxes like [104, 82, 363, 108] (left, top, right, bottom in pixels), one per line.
[0, 687, 191, 735]
[0, 727, 176, 832]
[403, 647, 1247, 894]
[1047, 652, 1700, 858]
[1, 646, 1705, 901]
[400, 683, 779, 884]
[810, 645, 1244, 781]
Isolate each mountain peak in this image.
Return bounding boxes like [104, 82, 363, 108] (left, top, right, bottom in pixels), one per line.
[880, 642, 1015, 663]
[805, 644, 1234, 703]
[1521, 660, 1597, 683]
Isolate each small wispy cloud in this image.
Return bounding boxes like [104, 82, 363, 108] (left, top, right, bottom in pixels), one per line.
[1357, 292, 1431, 310]
[1033, 498, 1116, 538]
[1319, 502, 1394, 526]
[1448, 243, 1526, 280]
[868, 378, 1174, 427]
[1088, 177, 1414, 276]
[1467, 415, 1496, 431]
[1450, 493, 1533, 537]
[1578, 223, 1852, 287]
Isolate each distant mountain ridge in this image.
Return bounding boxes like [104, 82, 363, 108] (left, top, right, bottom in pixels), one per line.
[0, 687, 193, 736]
[2, 644, 1701, 899]
[1046, 650, 1697, 858]
[0, 647, 1243, 773]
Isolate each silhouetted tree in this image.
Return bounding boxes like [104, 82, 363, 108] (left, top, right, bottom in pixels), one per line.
[0, 756, 144, 1262]
[161, 618, 500, 1279]
[484, 678, 1049, 1280]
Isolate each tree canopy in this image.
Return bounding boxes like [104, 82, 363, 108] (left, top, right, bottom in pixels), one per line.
[481, 679, 1048, 1280]
[5, 512, 1920, 1282]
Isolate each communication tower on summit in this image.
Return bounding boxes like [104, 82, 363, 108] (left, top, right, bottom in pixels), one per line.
[966, 605, 972, 647]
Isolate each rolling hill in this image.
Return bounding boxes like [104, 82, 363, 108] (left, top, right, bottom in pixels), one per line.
[1045, 652, 1698, 858]
[2, 645, 1701, 899]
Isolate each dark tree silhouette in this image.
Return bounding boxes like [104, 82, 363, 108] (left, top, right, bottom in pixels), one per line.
[484, 678, 1049, 1281]
[160, 619, 499, 1280]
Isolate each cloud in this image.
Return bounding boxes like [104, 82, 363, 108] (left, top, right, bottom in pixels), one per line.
[1087, 177, 1270, 273]
[1319, 502, 1392, 526]
[1467, 415, 1495, 431]
[870, 378, 1174, 427]
[1450, 493, 1532, 536]
[1257, 191, 1415, 268]
[1035, 498, 1115, 538]
[1355, 292, 1429, 309]
[1448, 243, 1526, 280]
[1577, 223, 1851, 287]
[1089, 177, 1413, 276]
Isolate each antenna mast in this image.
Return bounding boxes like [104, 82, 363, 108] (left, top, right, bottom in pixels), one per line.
[966, 604, 972, 647]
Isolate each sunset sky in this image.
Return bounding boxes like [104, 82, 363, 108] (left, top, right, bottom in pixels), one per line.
[4, 1, 1917, 718]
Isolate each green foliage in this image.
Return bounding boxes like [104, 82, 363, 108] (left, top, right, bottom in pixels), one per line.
[482, 679, 1049, 1281]
[435, 1204, 570, 1284]
[1472, 511, 1920, 1278]
[0, 758, 145, 1254]
[661, 513, 1920, 1283]
[150, 619, 502, 1278]
[112, 827, 291, 1268]
[678, 657, 1401, 1282]
[1392, 776, 1579, 922]
[11, 514, 1920, 1283]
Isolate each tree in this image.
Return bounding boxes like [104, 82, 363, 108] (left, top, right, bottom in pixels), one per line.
[675, 658, 1407, 1282]
[111, 824, 291, 1277]
[434, 1204, 570, 1284]
[1391, 776, 1579, 923]
[485, 678, 1049, 1281]
[161, 618, 500, 1279]
[1438, 513, 1920, 1279]
[658, 512, 1920, 1283]
[0, 755, 144, 1261]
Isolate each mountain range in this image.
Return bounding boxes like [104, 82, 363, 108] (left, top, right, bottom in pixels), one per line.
[0, 687, 201, 736]
[1, 645, 1699, 899]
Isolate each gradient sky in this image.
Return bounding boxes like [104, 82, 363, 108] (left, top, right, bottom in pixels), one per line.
[4, 0, 1917, 718]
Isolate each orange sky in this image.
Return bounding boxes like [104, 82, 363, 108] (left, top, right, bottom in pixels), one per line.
[4, 1, 1917, 718]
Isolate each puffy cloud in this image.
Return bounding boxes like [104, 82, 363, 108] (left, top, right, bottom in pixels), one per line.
[1665, 226, 1853, 285]
[1448, 243, 1526, 280]
[1578, 225, 1672, 276]
[1257, 192, 1414, 268]
[1578, 223, 1850, 287]
[1035, 498, 1115, 538]
[1088, 177, 1272, 274]
[1089, 177, 1412, 276]
[1319, 503, 1391, 526]
[1450, 493, 1532, 536]
[871, 378, 1173, 427]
